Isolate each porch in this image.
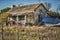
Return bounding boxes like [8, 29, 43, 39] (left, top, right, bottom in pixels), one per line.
[8, 15, 27, 25]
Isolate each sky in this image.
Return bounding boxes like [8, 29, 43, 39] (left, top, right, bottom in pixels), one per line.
[0, 0, 60, 12]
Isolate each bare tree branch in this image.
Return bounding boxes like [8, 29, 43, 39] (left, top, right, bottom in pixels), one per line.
[45, 2, 51, 10]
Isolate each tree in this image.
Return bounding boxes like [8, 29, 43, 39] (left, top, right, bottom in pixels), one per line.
[45, 2, 51, 10]
[37, 0, 51, 10]
[1, 7, 11, 13]
[56, 4, 60, 18]
[56, 4, 60, 13]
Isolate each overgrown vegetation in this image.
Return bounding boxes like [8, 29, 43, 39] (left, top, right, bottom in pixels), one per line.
[0, 7, 11, 23]
[0, 12, 11, 23]
[1, 7, 11, 13]
[0, 26, 60, 40]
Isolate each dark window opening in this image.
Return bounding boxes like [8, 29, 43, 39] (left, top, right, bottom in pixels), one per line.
[11, 16, 16, 21]
[19, 15, 25, 21]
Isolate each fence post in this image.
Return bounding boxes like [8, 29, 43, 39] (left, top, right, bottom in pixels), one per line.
[2, 24, 3, 40]
[18, 26, 19, 40]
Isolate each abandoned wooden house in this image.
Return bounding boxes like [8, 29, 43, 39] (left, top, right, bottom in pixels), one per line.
[8, 3, 49, 26]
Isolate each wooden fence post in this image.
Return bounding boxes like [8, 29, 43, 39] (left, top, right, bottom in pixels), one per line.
[2, 24, 4, 40]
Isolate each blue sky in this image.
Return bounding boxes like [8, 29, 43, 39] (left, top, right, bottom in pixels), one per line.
[0, 0, 60, 12]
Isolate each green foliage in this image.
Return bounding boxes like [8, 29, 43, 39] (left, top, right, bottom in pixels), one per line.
[1, 7, 11, 13]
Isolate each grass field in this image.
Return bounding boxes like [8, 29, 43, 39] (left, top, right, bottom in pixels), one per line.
[0, 26, 60, 40]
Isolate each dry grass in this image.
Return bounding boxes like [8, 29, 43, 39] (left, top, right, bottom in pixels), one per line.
[0, 26, 60, 40]
[0, 12, 10, 23]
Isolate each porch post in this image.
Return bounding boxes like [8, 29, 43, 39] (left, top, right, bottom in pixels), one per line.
[24, 15, 26, 24]
[16, 15, 19, 25]
[8, 17, 10, 26]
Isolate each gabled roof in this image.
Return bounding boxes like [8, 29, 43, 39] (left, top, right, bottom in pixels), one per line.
[9, 3, 48, 15]
[9, 4, 38, 12]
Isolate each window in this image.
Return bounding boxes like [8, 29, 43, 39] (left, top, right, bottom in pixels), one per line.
[19, 15, 25, 21]
[11, 16, 16, 21]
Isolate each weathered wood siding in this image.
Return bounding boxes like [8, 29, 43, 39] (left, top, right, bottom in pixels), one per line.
[26, 12, 35, 24]
[34, 5, 48, 24]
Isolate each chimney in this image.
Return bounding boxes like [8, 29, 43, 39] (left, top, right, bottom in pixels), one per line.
[12, 5, 16, 8]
